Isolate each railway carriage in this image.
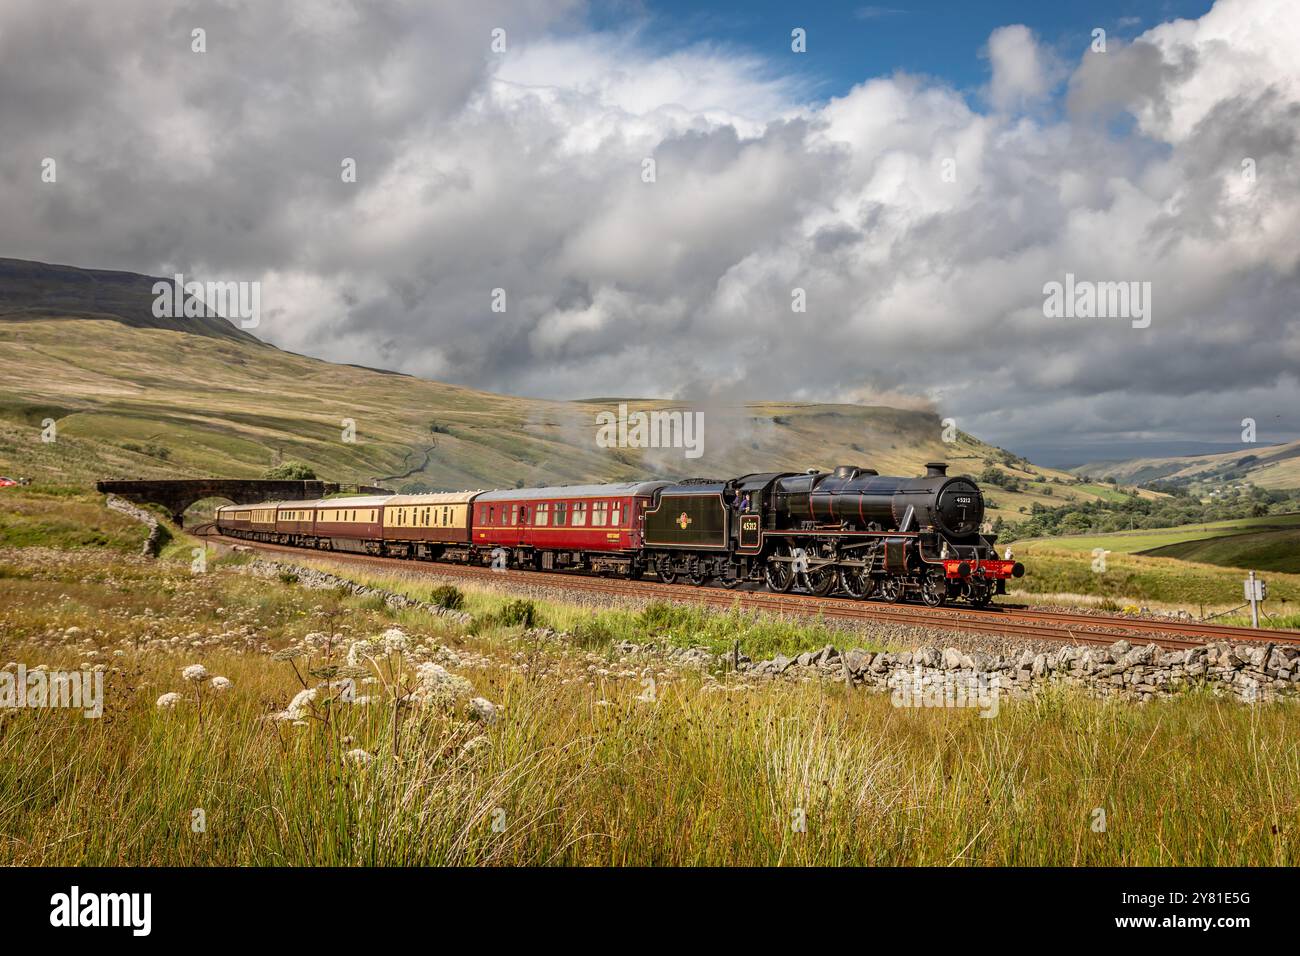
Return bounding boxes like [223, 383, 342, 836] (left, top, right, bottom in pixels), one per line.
[311, 496, 390, 554]
[473, 482, 670, 574]
[215, 504, 254, 535]
[274, 500, 319, 545]
[381, 491, 479, 561]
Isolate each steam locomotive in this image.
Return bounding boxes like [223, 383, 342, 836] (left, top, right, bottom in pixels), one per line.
[215, 462, 1023, 606]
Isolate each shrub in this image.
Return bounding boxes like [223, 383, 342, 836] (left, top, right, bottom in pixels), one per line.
[497, 599, 537, 628]
[263, 461, 317, 480]
[427, 584, 464, 610]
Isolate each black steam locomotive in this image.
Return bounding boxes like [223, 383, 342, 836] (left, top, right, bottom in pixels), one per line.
[642, 462, 1022, 606]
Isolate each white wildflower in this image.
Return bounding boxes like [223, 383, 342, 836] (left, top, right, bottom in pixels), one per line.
[380, 627, 409, 653]
[182, 664, 210, 683]
[411, 662, 473, 706]
[430, 645, 462, 667]
[346, 639, 379, 666]
[467, 697, 499, 725]
[461, 735, 492, 756]
[156, 692, 183, 710]
[210, 676, 233, 692]
[286, 687, 317, 719]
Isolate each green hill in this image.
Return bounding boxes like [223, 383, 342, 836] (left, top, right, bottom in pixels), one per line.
[1141, 528, 1300, 574]
[1075, 440, 1300, 491]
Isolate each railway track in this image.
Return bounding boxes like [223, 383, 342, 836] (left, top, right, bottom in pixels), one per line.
[201, 531, 1300, 651]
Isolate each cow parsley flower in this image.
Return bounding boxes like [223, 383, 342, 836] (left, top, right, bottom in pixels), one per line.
[210, 676, 233, 692]
[411, 662, 473, 706]
[380, 627, 409, 653]
[286, 687, 317, 719]
[346, 639, 379, 666]
[467, 697, 499, 725]
[182, 664, 210, 683]
[156, 692, 183, 709]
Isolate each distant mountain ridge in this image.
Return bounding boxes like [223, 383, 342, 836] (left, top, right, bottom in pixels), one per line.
[0, 257, 264, 344]
[1074, 440, 1300, 490]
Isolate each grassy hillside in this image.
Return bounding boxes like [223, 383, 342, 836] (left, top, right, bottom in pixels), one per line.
[0, 315, 1105, 520]
[1076, 439, 1300, 490]
[1142, 528, 1300, 574]
[1010, 513, 1300, 555]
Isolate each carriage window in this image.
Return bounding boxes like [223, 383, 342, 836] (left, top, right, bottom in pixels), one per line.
[592, 501, 608, 526]
[535, 503, 550, 526]
[611, 502, 622, 526]
[510, 504, 518, 525]
[571, 501, 587, 526]
[443, 506, 450, 525]
[554, 501, 567, 526]
[519, 505, 528, 524]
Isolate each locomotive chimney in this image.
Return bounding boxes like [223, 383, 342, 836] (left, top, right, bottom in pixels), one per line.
[925, 462, 948, 477]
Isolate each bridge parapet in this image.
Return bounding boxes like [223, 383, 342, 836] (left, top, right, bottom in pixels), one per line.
[96, 479, 392, 525]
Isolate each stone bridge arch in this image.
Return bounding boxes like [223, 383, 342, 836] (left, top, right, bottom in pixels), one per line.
[96, 479, 392, 525]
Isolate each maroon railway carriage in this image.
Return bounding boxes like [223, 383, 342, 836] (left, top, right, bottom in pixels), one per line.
[310, 495, 389, 554]
[215, 504, 254, 534]
[472, 481, 670, 573]
[274, 500, 319, 544]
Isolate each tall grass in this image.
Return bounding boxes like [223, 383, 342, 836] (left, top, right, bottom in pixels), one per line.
[2, 545, 1298, 866]
[2, 659, 1298, 865]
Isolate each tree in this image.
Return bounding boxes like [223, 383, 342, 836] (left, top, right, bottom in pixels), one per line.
[263, 461, 317, 480]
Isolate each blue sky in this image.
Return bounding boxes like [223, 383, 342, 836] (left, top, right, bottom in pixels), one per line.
[587, 0, 1214, 103]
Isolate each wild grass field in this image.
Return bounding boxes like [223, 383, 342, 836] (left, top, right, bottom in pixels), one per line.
[1142, 528, 1300, 574]
[1, 491, 1299, 866]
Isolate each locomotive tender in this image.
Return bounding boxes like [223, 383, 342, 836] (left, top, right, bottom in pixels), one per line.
[215, 462, 1023, 606]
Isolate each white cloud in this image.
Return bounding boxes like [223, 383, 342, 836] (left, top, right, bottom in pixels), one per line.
[985, 24, 1056, 111]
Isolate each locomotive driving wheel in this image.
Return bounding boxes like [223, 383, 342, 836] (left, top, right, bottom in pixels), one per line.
[798, 562, 837, 597]
[919, 573, 946, 607]
[764, 546, 795, 593]
[876, 576, 904, 603]
[687, 556, 711, 586]
[656, 558, 678, 585]
[838, 564, 875, 600]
